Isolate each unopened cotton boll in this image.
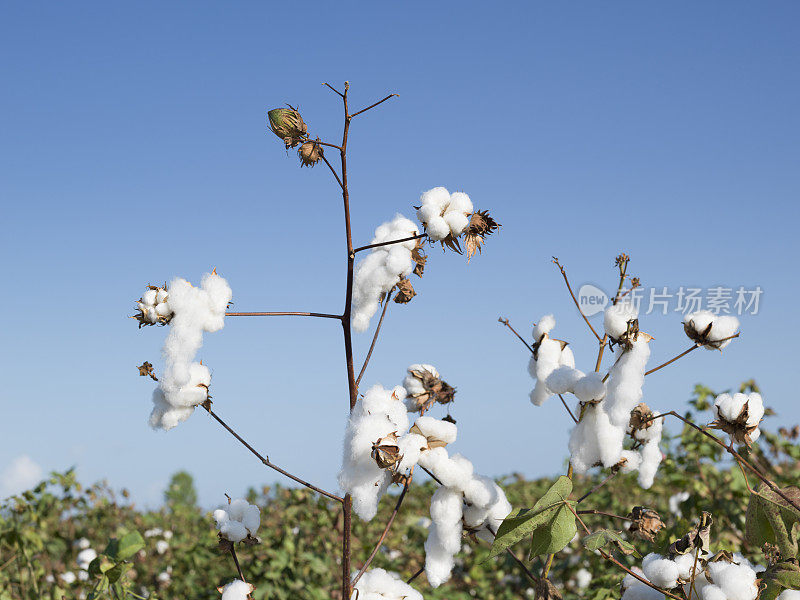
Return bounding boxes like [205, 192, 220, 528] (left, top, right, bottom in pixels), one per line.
[219, 580, 255, 600]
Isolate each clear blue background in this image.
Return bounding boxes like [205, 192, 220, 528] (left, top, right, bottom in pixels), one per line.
[1, 1, 797, 506]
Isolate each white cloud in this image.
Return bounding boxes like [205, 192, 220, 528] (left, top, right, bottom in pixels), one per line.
[0, 455, 44, 498]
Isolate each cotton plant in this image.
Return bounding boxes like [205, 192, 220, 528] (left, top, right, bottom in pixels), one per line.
[486, 253, 800, 600]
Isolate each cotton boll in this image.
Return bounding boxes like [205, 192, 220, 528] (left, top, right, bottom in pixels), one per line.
[417, 203, 443, 224]
[637, 440, 662, 489]
[532, 314, 556, 341]
[352, 569, 423, 600]
[220, 520, 248, 542]
[618, 450, 643, 473]
[420, 186, 451, 209]
[546, 366, 585, 395]
[220, 580, 255, 600]
[447, 192, 473, 214]
[385, 246, 414, 277]
[444, 211, 470, 236]
[464, 475, 499, 509]
[424, 543, 456, 588]
[411, 416, 458, 445]
[708, 562, 758, 600]
[575, 568, 592, 589]
[559, 345, 576, 368]
[156, 288, 168, 303]
[604, 339, 650, 428]
[745, 393, 764, 427]
[426, 215, 450, 241]
[573, 373, 606, 403]
[604, 302, 638, 339]
[396, 433, 427, 473]
[686, 310, 714, 336]
[777, 591, 800, 600]
[641, 554, 679, 589]
[155, 302, 171, 316]
[76, 548, 97, 571]
[142, 289, 158, 305]
[708, 315, 739, 347]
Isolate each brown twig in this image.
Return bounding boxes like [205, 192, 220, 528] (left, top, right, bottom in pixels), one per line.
[230, 545, 247, 585]
[350, 93, 398, 118]
[648, 411, 800, 513]
[644, 334, 740, 376]
[575, 470, 619, 504]
[552, 257, 601, 341]
[576, 509, 633, 522]
[355, 291, 393, 388]
[353, 233, 427, 254]
[323, 82, 344, 98]
[406, 566, 424, 584]
[202, 404, 342, 503]
[225, 311, 341, 319]
[320, 153, 344, 190]
[351, 480, 410, 587]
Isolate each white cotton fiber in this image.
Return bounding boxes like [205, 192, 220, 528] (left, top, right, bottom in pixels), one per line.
[416, 187, 475, 242]
[214, 499, 261, 542]
[604, 338, 651, 428]
[351, 568, 423, 600]
[777, 591, 800, 600]
[573, 373, 606, 403]
[568, 402, 623, 474]
[352, 214, 420, 332]
[622, 568, 664, 600]
[219, 580, 254, 600]
[704, 561, 759, 600]
[546, 366, 585, 395]
[641, 553, 679, 589]
[529, 337, 570, 407]
[411, 416, 458, 445]
[533, 314, 556, 341]
[147, 271, 232, 431]
[685, 310, 740, 350]
[339, 385, 409, 521]
[604, 302, 638, 340]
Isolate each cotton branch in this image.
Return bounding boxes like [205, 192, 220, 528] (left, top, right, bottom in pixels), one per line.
[353, 233, 427, 254]
[201, 402, 343, 503]
[355, 290, 394, 388]
[552, 257, 602, 342]
[351, 479, 410, 588]
[226, 311, 342, 319]
[646, 410, 800, 513]
[644, 333, 740, 376]
[350, 93, 399, 118]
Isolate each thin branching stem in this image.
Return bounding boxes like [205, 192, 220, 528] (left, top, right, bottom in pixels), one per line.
[644, 334, 740, 376]
[575, 470, 619, 504]
[351, 480, 410, 587]
[355, 291, 393, 388]
[648, 411, 800, 512]
[323, 82, 344, 98]
[353, 233, 427, 254]
[406, 566, 424, 584]
[351, 93, 398, 118]
[594, 258, 629, 371]
[229, 545, 251, 598]
[553, 257, 601, 341]
[320, 153, 344, 190]
[566, 503, 683, 600]
[576, 509, 632, 522]
[226, 311, 341, 319]
[202, 404, 343, 503]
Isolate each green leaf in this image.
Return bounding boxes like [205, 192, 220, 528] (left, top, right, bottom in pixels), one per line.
[745, 485, 800, 559]
[103, 531, 144, 561]
[488, 476, 575, 560]
[582, 529, 640, 557]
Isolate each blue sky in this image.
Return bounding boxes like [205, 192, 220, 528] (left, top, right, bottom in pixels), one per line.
[1, 2, 798, 506]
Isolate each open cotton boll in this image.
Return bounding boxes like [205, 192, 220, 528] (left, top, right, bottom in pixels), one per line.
[532, 314, 556, 341]
[529, 337, 564, 406]
[637, 440, 662, 489]
[142, 289, 158, 305]
[559, 345, 575, 368]
[419, 186, 451, 210]
[641, 554, 679, 589]
[573, 373, 606, 403]
[777, 591, 800, 600]
[219, 580, 255, 600]
[417, 203, 443, 225]
[419, 448, 474, 491]
[396, 433, 428, 473]
[546, 366, 585, 395]
[214, 499, 260, 541]
[707, 315, 739, 346]
[686, 310, 715, 336]
[705, 561, 759, 600]
[714, 393, 748, 422]
[339, 385, 408, 520]
[76, 548, 97, 571]
[447, 192, 473, 215]
[604, 338, 651, 428]
[604, 302, 639, 340]
[426, 215, 451, 241]
[424, 543, 456, 588]
[351, 568, 423, 600]
[568, 402, 624, 473]
[411, 416, 458, 446]
[443, 211, 470, 236]
[147, 271, 231, 430]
